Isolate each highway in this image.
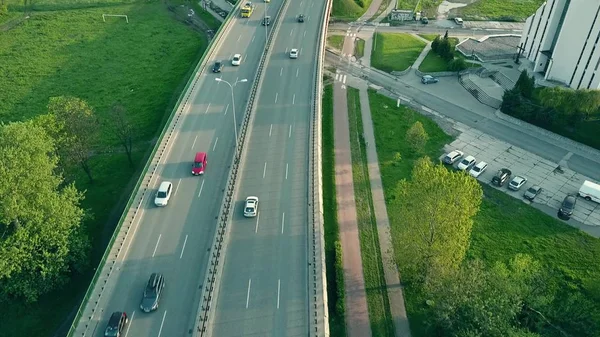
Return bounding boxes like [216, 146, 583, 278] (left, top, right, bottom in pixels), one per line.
[206, 0, 326, 336]
[78, 2, 287, 337]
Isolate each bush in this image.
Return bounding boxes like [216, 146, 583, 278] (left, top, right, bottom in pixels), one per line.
[334, 241, 346, 318]
[448, 58, 467, 71]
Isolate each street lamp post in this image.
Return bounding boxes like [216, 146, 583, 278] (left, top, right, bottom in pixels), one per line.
[215, 78, 248, 148]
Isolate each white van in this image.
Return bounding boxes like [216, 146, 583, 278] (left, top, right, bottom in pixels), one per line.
[578, 180, 600, 203]
[454, 17, 464, 25]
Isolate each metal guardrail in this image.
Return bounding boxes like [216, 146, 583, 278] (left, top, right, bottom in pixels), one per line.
[66, 4, 242, 336]
[192, 0, 293, 335]
[308, 0, 331, 336]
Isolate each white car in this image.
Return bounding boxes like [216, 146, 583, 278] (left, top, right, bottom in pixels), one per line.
[232, 54, 242, 66]
[457, 155, 476, 171]
[442, 150, 464, 164]
[244, 196, 259, 217]
[508, 175, 528, 191]
[289, 48, 298, 59]
[468, 161, 488, 178]
[154, 181, 173, 207]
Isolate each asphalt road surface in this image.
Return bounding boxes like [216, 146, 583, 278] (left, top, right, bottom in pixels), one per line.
[206, 0, 326, 336]
[85, 3, 286, 337]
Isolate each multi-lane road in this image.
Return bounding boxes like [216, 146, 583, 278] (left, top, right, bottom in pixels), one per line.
[81, 2, 293, 336]
[206, 0, 326, 336]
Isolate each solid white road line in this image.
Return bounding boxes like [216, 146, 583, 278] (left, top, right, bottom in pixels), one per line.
[277, 279, 281, 309]
[292, 94, 296, 105]
[123, 210, 145, 259]
[180, 235, 188, 259]
[213, 137, 218, 151]
[157, 311, 167, 337]
[204, 103, 211, 114]
[246, 279, 252, 308]
[175, 179, 181, 195]
[224, 103, 230, 116]
[124, 311, 135, 337]
[152, 234, 161, 258]
[263, 162, 267, 178]
[281, 212, 285, 234]
[198, 180, 205, 198]
[255, 212, 260, 233]
[288, 125, 292, 138]
[191, 135, 198, 149]
[275, 92, 278, 103]
[285, 163, 288, 180]
[269, 124, 273, 137]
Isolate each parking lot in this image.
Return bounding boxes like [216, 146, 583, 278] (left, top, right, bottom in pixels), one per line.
[442, 125, 600, 228]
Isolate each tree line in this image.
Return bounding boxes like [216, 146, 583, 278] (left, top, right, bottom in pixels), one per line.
[391, 156, 600, 337]
[0, 96, 136, 302]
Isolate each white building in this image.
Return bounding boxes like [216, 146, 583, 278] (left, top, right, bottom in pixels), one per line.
[520, 0, 600, 89]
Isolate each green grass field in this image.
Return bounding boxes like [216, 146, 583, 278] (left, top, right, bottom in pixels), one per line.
[354, 38, 365, 59]
[332, 0, 373, 21]
[368, 90, 600, 336]
[418, 38, 481, 72]
[328, 34, 345, 50]
[417, 33, 439, 41]
[0, 3, 207, 337]
[371, 33, 426, 73]
[347, 87, 395, 336]
[450, 0, 545, 22]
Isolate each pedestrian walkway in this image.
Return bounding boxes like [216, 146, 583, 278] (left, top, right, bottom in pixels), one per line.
[373, 0, 396, 23]
[358, 0, 384, 22]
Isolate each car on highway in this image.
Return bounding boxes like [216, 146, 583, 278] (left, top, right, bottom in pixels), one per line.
[262, 16, 271, 26]
[244, 196, 259, 217]
[442, 150, 463, 164]
[558, 194, 577, 220]
[290, 48, 298, 59]
[457, 155, 476, 171]
[192, 152, 207, 175]
[468, 161, 488, 178]
[212, 61, 223, 73]
[104, 311, 128, 337]
[421, 75, 439, 84]
[154, 181, 173, 207]
[508, 175, 527, 191]
[140, 273, 165, 313]
[298, 14, 304, 22]
[491, 168, 511, 187]
[523, 185, 542, 201]
[231, 54, 242, 66]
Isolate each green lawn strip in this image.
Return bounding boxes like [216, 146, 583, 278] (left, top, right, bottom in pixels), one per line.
[332, 0, 374, 21]
[328, 35, 345, 51]
[347, 87, 395, 336]
[451, 0, 545, 21]
[322, 78, 348, 337]
[371, 33, 426, 73]
[417, 33, 438, 41]
[0, 4, 206, 337]
[368, 90, 600, 335]
[418, 49, 481, 72]
[354, 38, 365, 59]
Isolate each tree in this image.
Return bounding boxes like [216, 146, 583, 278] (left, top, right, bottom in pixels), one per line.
[0, 121, 88, 302]
[390, 157, 482, 283]
[438, 38, 453, 62]
[48, 96, 99, 183]
[431, 36, 440, 54]
[405, 121, 429, 152]
[515, 70, 535, 99]
[448, 57, 467, 71]
[107, 103, 135, 167]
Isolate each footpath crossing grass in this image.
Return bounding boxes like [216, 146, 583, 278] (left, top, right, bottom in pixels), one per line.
[368, 90, 600, 336]
[371, 33, 426, 73]
[347, 87, 395, 336]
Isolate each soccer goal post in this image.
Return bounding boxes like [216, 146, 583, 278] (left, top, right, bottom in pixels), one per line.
[102, 14, 129, 23]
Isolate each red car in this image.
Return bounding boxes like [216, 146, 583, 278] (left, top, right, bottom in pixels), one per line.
[192, 152, 207, 175]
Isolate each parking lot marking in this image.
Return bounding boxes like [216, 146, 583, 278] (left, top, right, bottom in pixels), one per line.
[152, 234, 161, 258]
[180, 235, 188, 259]
[198, 180, 205, 198]
[246, 279, 252, 308]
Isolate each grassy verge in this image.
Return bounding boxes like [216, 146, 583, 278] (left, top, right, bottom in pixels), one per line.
[419, 51, 481, 73]
[0, 3, 206, 337]
[354, 38, 365, 59]
[396, 0, 443, 18]
[417, 33, 438, 41]
[368, 0, 391, 22]
[194, 6, 222, 31]
[371, 32, 426, 73]
[347, 87, 395, 336]
[322, 78, 347, 337]
[328, 35, 345, 51]
[450, 0, 545, 21]
[368, 90, 600, 336]
[332, 0, 373, 21]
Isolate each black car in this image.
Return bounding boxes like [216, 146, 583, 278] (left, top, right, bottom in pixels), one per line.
[262, 16, 271, 26]
[421, 17, 429, 24]
[212, 61, 223, 73]
[104, 311, 127, 337]
[491, 168, 512, 187]
[298, 14, 304, 22]
[558, 194, 577, 220]
[140, 273, 165, 313]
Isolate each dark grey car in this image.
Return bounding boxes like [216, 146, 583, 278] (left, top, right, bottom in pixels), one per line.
[523, 185, 542, 201]
[140, 273, 165, 313]
[421, 75, 439, 84]
[558, 194, 577, 219]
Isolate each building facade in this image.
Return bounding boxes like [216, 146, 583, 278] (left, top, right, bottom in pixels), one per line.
[520, 0, 600, 89]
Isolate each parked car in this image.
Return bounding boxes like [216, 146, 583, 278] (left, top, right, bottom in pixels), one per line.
[262, 16, 271, 26]
[421, 75, 439, 84]
[523, 185, 542, 201]
[104, 312, 128, 337]
[457, 155, 476, 171]
[558, 194, 577, 219]
[454, 17, 463, 25]
[154, 181, 173, 207]
[469, 161, 488, 178]
[491, 168, 512, 187]
[508, 175, 528, 191]
[442, 150, 464, 164]
[244, 196, 259, 217]
[140, 273, 165, 313]
[298, 14, 305, 22]
[212, 61, 223, 73]
[420, 17, 428, 24]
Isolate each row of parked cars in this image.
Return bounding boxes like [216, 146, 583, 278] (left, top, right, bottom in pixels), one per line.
[443, 149, 580, 220]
